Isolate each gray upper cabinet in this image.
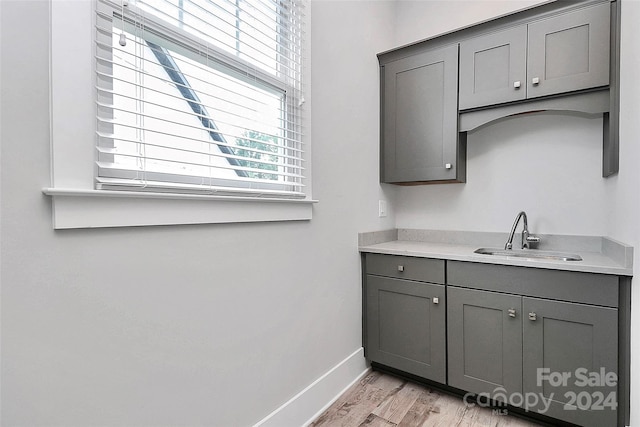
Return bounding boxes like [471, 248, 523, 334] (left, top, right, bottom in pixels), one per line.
[527, 2, 610, 99]
[381, 44, 464, 184]
[459, 2, 610, 110]
[380, 0, 619, 181]
[459, 26, 528, 110]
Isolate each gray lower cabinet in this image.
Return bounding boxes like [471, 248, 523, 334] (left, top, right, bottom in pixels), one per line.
[447, 287, 523, 399]
[447, 287, 618, 427]
[364, 255, 625, 426]
[366, 275, 446, 382]
[459, 1, 610, 110]
[380, 44, 464, 184]
[522, 297, 618, 427]
[364, 254, 446, 382]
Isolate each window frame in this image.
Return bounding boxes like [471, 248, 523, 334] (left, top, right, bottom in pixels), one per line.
[44, 0, 313, 229]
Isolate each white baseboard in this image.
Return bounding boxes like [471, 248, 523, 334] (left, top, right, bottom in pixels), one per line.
[301, 365, 371, 427]
[252, 347, 369, 427]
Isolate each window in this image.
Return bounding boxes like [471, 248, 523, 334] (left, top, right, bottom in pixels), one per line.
[95, 0, 306, 197]
[44, 0, 312, 228]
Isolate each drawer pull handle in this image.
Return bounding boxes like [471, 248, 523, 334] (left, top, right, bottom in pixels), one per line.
[529, 312, 537, 321]
[508, 308, 516, 318]
[397, 265, 404, 272]
[433, 297, 439, 305]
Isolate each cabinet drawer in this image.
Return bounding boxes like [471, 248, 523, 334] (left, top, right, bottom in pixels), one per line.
[447, 260, 618, 307]
[365, 253, 444, 284]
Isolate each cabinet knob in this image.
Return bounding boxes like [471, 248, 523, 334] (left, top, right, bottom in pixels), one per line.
[513, 81, 521, 89]
[508, 308, 516, 318]
[397, 265, 404, 272]
[532, 77, 540, 86]
[445, 163, 452, 169]
[528, 312, 537, 321]
[433, 297, 439, 305]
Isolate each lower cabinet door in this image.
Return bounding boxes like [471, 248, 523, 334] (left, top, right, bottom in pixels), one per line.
[523, 297, 618, 427]
[447, 287, 523, 400]
[366, 275, 446, 382]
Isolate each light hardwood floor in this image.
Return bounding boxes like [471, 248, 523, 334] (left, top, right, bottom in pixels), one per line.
[309, 371, 544, 427]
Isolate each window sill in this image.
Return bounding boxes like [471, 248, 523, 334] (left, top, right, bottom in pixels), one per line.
[43, 188, 316, 229]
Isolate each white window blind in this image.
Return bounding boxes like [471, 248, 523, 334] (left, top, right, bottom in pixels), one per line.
[94, 0, 307, 198]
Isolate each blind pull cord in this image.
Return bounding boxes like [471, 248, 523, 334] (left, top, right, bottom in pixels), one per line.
[119, 0, 128, 46]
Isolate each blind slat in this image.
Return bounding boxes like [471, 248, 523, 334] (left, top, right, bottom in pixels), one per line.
[135, 0, 306, 40]
[97, 144, 305, 172]
[96, 103, 305, 150]
[95, 8, 305, 81]
[95, 54, 304, 125]
[97, 156, 304, 180]
[96, 169, 306, 189]
[96, 177, 306, 198]
[96, 86, 305, 142]
[97, 40, 301, 102]
[96, 118, 304, 155]
[137, 0, 304, 61]
[96, 72, 305, 139]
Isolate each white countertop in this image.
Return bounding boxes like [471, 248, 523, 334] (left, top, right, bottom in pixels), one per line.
[358, 230, 633, 276]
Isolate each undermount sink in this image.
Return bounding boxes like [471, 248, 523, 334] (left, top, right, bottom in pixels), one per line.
[474, 247, 583, 262]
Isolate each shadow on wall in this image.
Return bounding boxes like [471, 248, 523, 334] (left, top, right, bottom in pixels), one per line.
[395, 112, 608, 235]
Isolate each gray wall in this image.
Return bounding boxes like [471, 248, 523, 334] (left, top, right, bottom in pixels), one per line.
[396, 113, 608, 234]
[0, 0, 396, 425]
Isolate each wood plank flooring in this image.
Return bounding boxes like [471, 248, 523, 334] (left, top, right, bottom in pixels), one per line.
[309, 371, 543, 427]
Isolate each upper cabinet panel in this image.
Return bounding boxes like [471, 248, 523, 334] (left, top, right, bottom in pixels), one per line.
[382, 44, 462, 183]
[459, 2, 610, 110]
[459, 25, 528, 110]
[379, 0, 618, 182]
[527, 2, 610, 98]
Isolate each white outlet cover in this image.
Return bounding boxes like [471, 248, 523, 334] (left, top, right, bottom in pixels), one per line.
[379, 200, 387, 217]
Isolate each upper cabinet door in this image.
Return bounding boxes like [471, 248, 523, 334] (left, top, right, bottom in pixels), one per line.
[527, 2, 610, 99]
[382, 44, 460, 183]
[459, 25, 528, 110]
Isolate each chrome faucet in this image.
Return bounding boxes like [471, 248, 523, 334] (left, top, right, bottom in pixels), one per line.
[504, 211, 540, 250]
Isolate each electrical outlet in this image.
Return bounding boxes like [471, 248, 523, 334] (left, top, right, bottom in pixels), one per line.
[378, 200, 387, 217]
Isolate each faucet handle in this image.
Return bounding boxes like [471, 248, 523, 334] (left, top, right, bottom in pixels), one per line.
[523, 234, 541, 249]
